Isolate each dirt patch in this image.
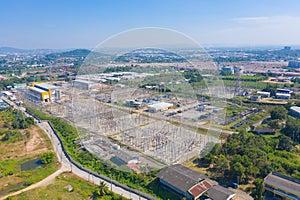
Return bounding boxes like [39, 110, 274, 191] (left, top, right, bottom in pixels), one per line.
[0, 125, 51, 160]
[25, 126, 49, 156]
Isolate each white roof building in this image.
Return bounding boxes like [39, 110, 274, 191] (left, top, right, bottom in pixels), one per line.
[148, 102, 173, 113]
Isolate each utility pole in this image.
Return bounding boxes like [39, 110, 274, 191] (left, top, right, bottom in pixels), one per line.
[233, 66, 243, 106]
[110, 174, 112, 190]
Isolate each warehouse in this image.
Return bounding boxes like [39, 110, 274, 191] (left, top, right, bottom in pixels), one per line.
[73, 79, 96, 90]
[264, 172, 300, 199]
[257, 91, 270, 98]
[290, 106, 300, 118]
[27, 83, 60, 102]
[275, 93, 290, 100]
[276, 88, 293, 94]
[156, 164, 208, 199]
[156, 164, 235, 200]
[147, 102, 173, 113]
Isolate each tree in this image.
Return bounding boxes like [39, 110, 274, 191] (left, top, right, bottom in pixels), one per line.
[214, 154, 229, 174]
[278, 135, 293, 151]
[282, 117, 300, 143]
[92, 181, 109, 199]
[263, 84, 277, 97]
[270, 106, 287, 120]
[230, 162, 246, 183]
[40, 152, 55, 164]
[251, 178, 263, 200]
[267, 119, 281, 130]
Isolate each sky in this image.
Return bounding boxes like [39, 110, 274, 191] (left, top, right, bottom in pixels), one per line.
[1, 0, 300, 49]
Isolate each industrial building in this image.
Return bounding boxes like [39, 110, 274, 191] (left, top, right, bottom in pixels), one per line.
[263, 172, 300, 200]
[255, 127, 275, 135]
[13, 83, 27, 89]
[27, 83, 60, 102]
[290, 106, 300, 118]
[275, 93, 290, 100]
[73, 79, 96, 90]
[156, 164, 235, 200]
[147, 102, 173, 113]
[257, 91, 271, 98]
[276, 88, 293, 94]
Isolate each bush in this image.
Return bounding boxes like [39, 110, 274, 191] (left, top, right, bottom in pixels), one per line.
[41, 152, 55, 164]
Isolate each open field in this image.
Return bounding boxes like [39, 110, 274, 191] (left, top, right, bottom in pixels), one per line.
[8, 172, 100, 200]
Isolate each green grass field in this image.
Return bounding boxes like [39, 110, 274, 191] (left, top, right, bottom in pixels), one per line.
[7, 172, 98, 200]
[8, 172, 131, 200]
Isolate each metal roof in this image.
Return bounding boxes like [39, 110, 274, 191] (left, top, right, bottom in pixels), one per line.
[148, 102, 173, 109]
[207, 185, 235, 200]
[276, 93, 290, 96]
[35, 83, 57, 90]
[74, 79, 94, 84]
[257, 91, 270, 94]
[291, 106, 300, 113]
[156, 164, 207, 193]
[264, 172, 300, 197]
[29, 87, 46, 93]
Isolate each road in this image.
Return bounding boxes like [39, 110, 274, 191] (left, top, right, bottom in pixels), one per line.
[1, 97, 153, 200]
[39, 121, 150, 200]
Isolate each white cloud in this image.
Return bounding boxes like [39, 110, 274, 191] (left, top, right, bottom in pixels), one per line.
[198, 15, 300, 46]
[232, 17, 270, 24]
[232, 15, 300, 25]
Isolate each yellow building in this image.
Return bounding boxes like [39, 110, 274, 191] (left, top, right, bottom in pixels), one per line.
[27, 83, 60, 102]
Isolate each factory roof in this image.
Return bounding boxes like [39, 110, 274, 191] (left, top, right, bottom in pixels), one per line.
[148, 102, 173, 109]
[207, 185, 236, 200]
[264, 172, 300, 196]
[255, 127, 275, 134]
[156, 164, 207, 193]
[35, 83, 57, 90]
[74, 79, 94, 84]
[277, 88, 293, 93]
[257, 91, 270, 95]
[29, 87, 46, 93]
[291, 106, 300, 113]
[276, 93, 290, 96]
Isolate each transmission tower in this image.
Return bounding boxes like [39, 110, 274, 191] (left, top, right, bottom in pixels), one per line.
[233, 66, 244, 106]
[233, 66, 243, 97]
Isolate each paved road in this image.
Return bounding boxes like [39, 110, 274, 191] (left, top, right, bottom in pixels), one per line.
[1, 98, 152, 200]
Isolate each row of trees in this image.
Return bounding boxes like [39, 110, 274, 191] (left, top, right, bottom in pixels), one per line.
[221, 75, 267, 82]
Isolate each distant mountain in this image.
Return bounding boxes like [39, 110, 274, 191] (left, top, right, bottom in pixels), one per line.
[114, 48, 186, 63]
[0, 46, 67, 55]
[46, 49, 91, 59]
[0, 47, 27, 54]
